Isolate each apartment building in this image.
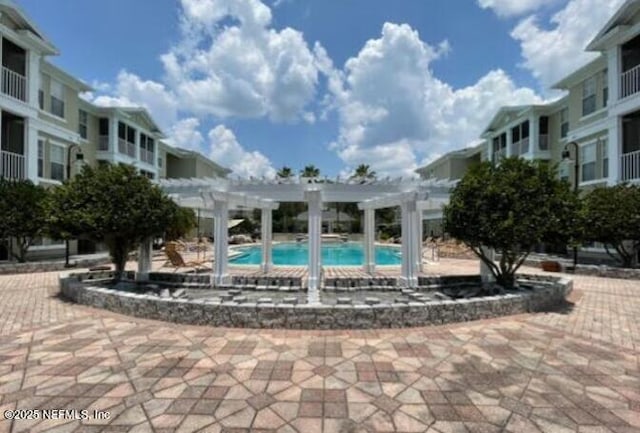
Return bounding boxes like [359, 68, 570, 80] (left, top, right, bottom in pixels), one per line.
[0, 0, 229, 261]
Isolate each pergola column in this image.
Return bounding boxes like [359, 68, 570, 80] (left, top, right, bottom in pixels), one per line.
[212, 199, 230, 287]
[136, 237, 153, 281]
[400, 199, 419, 288]
[305, 189, 322, 302]
[363, 208, 375, 275]
[261, 208, 273, 273]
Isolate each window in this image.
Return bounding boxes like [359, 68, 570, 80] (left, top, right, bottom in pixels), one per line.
[158, 156, 163, 168]
[50, 144, 65, 181]
[117, 121, 136, 157]
[581, 142, 597, 182]
[602, 69, 608, 108]
[492, 132, 507, 162]
[140, 170, 154, 179]
[511, 121, 529, 155]
[601, 139, 608, 178]
[539, 116, 549, 150]
[560, 108, 569, 138]
[37, 139, 44, 178]
[582, 77, 596, 116]
[50, 79, 65, 118]
[38, 89, 44, 110]
[78, 109, 88, 139]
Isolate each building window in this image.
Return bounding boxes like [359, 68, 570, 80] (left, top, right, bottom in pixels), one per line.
[37, 139, 44, 178]
[510, 121, 529, 155]
[38, 89, 44, 110]
[582, 76, 596, 116]
[78, 109, 88, 139]
[580, 142, 597, 182]
[50, 79, 65, 118]
[601, 138, 608, 178]
[560, 108, 569, 138]
[539, 116, 549, 150]
[50, 144, 65, 181]
[140, 133, 155, 164]
[602, 69, 608, 108]
[118, 122, 136, 157]
[140, 170, 154, 179]
[492, 132, 507, 162]
[158, 156, 163, 168]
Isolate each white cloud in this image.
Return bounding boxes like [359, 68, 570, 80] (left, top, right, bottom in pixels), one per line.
[510, 0, 625, 89]
[208, 125, 276, 178]
[330, 22, 541, 177]
[159, 0, 321, 122]
[166, 118, 205, 151]
[90, 70, 179, 129]
[477, 0, 558, 17]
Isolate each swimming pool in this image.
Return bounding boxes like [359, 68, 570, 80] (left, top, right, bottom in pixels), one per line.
[229, 242, 402, 266]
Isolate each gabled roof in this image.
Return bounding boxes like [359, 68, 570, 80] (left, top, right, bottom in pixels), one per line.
[587, 0, 640, 51]
[161, 143, 232, 176]
[0, 0, 58, 55]
[552, 55, 606, 89]
[92, 106, 165, 137]
[42, 61, 92, 92]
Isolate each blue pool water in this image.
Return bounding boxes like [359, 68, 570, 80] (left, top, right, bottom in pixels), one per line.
[229, 242, 402, 266]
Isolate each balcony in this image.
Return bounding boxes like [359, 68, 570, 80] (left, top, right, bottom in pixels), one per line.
[0, 150, 25, 180]
[621, 64, 640, 99]
[621, 150, 640, 181]
[140, 148, 154, 165]
[118, 138, 136, 158]
[510, 137, 529, 156]
[493, 148, 506, 162]
[98, 135, 109, 151]
[538, 134, 549, 151]
[1, 66, 26, 102]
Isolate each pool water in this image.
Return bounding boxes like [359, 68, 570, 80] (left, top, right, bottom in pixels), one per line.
[230, 242, 402, 266]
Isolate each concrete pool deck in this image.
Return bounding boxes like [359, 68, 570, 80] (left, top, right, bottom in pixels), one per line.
[0, 258, 638, 432]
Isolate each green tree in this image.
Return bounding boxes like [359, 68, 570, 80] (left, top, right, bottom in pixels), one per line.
[0, 179, 49, 262]
[443, 157, 580, 288]
[351, 164, 377, 181]
[583, 184, 640, 268]
[300, 165, 320, 177]
[48, 164, 177, 280]
[277, 166, 293, 179]
[164, 205, 197, 241]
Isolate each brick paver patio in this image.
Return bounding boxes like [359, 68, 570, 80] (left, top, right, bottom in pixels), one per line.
[0, 259, 638, 432]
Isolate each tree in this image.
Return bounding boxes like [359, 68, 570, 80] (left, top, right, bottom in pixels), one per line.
[583, 184, 640, 268]
[165, 205, 197, 241]
[48, 164, 177, 280]
[443, 157, 580, 289]
[277, 166, 293, 179]
[351, 164, 377, 181]
[0, 179, 49, 262]
[300, 165, 320, 178]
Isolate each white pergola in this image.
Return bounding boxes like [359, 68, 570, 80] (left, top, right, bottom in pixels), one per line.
[152, 176, 456, 295]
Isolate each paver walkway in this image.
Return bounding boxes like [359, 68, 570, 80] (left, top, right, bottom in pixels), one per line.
[0, 259, 638, 433]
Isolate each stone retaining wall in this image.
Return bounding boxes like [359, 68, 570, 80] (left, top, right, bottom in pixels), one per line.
[0, 256, 111, 275]
[522, 257, 640, 280]
[60, 272, 572, 329]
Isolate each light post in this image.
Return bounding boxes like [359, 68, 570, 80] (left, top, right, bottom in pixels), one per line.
[561, 141, 579, 270]
[64, 144, 84, 268]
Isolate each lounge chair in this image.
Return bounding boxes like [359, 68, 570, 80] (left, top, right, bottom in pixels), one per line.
[163, 248, 212, 273]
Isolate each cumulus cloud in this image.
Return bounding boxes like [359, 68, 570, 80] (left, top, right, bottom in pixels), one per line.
[208, 125, 276, 178]
[160, 0, 320, 122]
[477, 0, 558, 17]
[510, 0, 624, 89]
[330, 23, 541, 177]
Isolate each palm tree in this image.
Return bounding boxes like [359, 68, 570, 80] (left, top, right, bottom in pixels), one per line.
[277, 166, 293, 178]
[300, 165, 320, 178]
[352, 164, 376, 180]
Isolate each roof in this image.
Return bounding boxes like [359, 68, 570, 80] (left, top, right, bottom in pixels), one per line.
[0, 0, 58, 55]
[161, 143, 232, 176]
[42, 61, 92, 92]
[587, 0, 640, 51]
[92, 106, 165, 137]
[552, 55, 606, 89]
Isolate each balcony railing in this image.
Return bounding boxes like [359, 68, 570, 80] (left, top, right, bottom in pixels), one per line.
[538, 134, 549, 151]
[98, 135, 109, 151]
[621, 150, 640, 181]
[1, 66, 27, 102]
[493, 148, 506, 162]
[118, 138, 136, 158]
[510, 137, 529, 156]
[621, 64, 640, 99]
[140, 148, 154, 165]
[0, 150, 25, 180]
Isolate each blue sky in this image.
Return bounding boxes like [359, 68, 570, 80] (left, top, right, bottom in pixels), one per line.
[19, 0, 623, 178]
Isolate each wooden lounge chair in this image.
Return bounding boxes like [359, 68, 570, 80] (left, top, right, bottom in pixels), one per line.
[163, 248, 212, 273]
